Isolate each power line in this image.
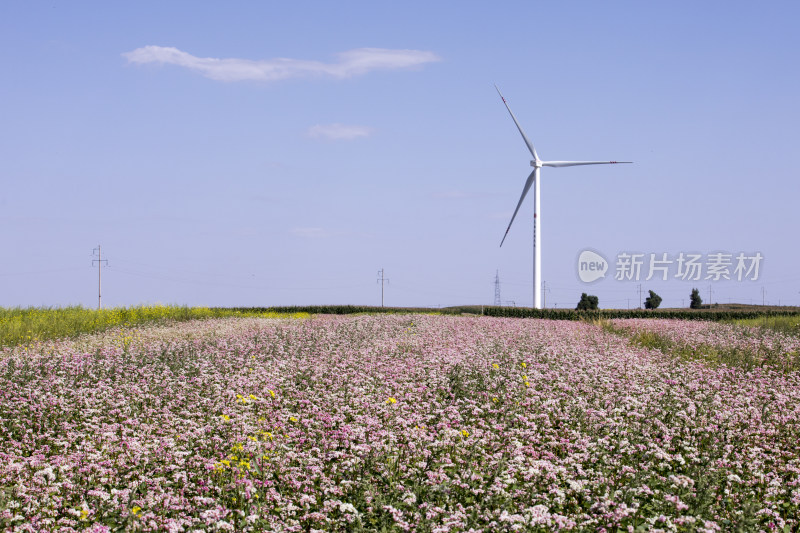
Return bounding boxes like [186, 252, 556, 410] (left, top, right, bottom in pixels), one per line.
[112, 267, 369, 291]
[0, 267, 85, 277]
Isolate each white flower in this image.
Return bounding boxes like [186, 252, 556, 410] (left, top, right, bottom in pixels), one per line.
[339, 502, 359, 515]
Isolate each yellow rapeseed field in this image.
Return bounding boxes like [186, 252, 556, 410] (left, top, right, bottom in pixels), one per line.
[0, 305, 308, 347]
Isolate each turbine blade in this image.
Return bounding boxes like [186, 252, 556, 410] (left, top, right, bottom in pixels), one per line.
[495, 85, 539, 161]
[500, 169, 536, 247]
[541, 161, 633, 168]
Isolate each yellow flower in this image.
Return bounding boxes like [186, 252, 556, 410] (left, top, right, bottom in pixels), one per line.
[221, 459, 231, 467]
[221, 414, 230, 421]
[80, 509, 89, 520]
[461, 429, 469, 437]
[524, 381, 530, 387]
[521, 362, 527, 368]
[492, 363, 499, 370]
[289, 416, 298, 423]
[249, 394, 257, 401]
[269, 390, 276, 398]
[132, 506, 141, 515]
[492, 397, 498, 403]
[386, 397, 397, 404]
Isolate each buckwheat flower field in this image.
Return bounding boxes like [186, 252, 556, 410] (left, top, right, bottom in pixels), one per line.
[2, 315, 799, 531]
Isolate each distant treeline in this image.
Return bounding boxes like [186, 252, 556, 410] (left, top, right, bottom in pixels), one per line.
[219, 305, 800, 322]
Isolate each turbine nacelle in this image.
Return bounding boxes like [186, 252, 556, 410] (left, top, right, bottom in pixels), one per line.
[530, 160, 542, 168]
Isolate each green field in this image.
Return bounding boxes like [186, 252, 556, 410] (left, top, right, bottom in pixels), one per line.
[0, 306, 308, 347]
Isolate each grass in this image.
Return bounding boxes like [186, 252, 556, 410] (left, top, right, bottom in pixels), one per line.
[729, 314, 800, 336]
[0, 306, 309, 348]
[600, 318, 800, 372]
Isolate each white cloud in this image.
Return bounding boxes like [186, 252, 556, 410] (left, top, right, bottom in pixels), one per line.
[122, 46, 441, 82]
[433, 190, 471, 199]
[290, 227, 328, 238]
[307, 123, 373, 141]
[432, 190, 499, 200]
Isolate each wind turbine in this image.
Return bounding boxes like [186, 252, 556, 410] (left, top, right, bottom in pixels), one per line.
[496, 86, 631, 309]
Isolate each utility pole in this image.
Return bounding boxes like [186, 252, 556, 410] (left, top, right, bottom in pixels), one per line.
[377, 268, 389, 307]
[708, 285, 713, 306]
[494, 270, 501, 307]
[638, 284, 643, 309]
[542, 280, 549, 309]
[92, 245, 109, 310]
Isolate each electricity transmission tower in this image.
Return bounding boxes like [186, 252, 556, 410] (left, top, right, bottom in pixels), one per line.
[377, 268, 389, 307]
[542, 280, 549, 308]
[494, 270, 501, 306]
[92, 245, 109, 310]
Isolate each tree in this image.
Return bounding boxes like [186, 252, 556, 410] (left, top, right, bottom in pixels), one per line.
[644, 290, 662, 309]
[576, 293, 599, 310]
[690, 288, 703, 309]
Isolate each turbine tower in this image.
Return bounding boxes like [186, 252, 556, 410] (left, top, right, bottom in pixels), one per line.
[496, 86, 631, 309]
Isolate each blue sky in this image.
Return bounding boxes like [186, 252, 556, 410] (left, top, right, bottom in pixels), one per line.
[2, 1, 799, 309]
